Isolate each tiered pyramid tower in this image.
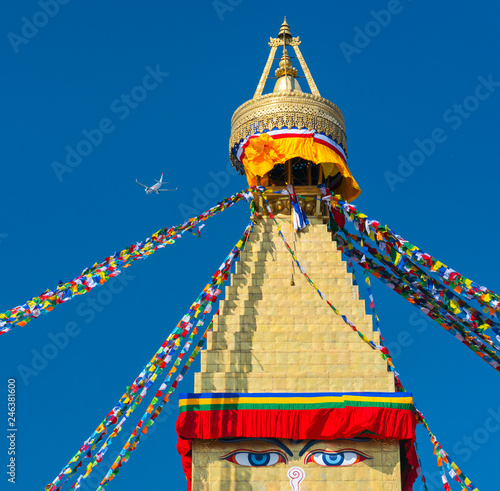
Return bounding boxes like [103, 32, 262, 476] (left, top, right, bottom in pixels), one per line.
[196, 218, 393, 394]
[177, 19, 414, 491]
[189, 217, 404, 490]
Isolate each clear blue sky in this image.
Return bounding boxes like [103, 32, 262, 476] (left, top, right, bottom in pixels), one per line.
[2, 1, 499, 490]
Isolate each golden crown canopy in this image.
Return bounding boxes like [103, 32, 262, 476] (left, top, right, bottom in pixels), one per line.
[229, 19, 361, 202]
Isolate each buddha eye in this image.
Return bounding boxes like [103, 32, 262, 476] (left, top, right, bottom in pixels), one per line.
[305, 450, 369, 467]
[222, 450, 287, 467]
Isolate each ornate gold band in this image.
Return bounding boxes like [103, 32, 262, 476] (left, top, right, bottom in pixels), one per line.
[229, 92, 347, 174]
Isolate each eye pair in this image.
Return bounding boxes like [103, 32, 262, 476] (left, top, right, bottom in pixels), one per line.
[222, 449, 369, 467]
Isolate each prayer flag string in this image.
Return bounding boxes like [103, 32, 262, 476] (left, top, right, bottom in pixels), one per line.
[333, 231, 500, 371]
[333, 217, 465, 491]
[313, 186, 500, 371]
[33, 182, 492, 490]
[289, 188, 500, 349]
[340, 228, 500, 352]
[45, 222, 254, 491]
[1, 188, 254, 335]
[260, 190, 394, 366]
[322, 191, 500, 323]
[97, 322, 215, 489]
[341, 226, 432, 489]
[419, 411, 478, 491]
[260, 190, 479, 491]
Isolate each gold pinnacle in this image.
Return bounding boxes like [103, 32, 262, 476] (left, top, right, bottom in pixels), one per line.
[278, 16, 292, 43]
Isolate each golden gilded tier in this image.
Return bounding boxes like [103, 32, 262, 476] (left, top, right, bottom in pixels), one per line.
[229, 91, 347, 174]
[228, 19, 349, 177]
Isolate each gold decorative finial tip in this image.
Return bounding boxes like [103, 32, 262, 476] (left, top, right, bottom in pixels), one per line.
[278, 17, 292, 41]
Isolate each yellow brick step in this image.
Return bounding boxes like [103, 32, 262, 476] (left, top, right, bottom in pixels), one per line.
[216, 306, 365, 319]
[211, 311, 374, 324]
[245, 234, 336, 247]
[210, 321, 374, 333]
[236, 262, 347, 275]
[205, 339, 382, 352]
[218, 303, 367, 317]
[234, 262, 348, 275]
[210, 326, 375, 338]
[230, 275, 355, 286]
[245, 238, 331, 250]
[227, 279, 356, 294]
[230, 274, 353, 285]
[220, 296, 364, 308]
[224, 290, 366, 305]
[251, 219, 328, 232]
[223, 291, 361, 303]
[212, 315, 373, 329]
[206, 330, 380, 347]
[194, 372, 395, 392]
[228, 283, 358, 294]
[225, 287, 365, 306]
[249, 225, 329, 237]
[200, 349, 386, 366]
[233, 272, 348, 284]
[201, 363, 388, 376]
[224, 285, 360, 297]
[217, 303, 369, 319]
[243, 241, 340, 254]
[239, 251, 345, 262]
[230, 274, 352, 285]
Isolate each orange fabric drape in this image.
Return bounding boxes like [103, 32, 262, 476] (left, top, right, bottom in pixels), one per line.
[241, 133, 361, 202]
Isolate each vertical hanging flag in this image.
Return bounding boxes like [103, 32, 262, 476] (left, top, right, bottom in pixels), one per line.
[287, 184, 309, 231]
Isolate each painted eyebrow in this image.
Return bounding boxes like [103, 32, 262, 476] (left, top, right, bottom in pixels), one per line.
[299, 440, 320, 457]
[299, 437, 371, 457]
[219, 437, 293, 457]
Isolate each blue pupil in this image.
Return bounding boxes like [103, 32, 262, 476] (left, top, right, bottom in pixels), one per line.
[323, 453, 344, 466]
[248, 453, 271, 466]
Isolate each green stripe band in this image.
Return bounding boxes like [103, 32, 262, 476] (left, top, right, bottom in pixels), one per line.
[179, 401, 415, 413]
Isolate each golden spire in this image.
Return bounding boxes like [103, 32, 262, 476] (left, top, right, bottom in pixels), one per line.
[251, 18, 319, 98]
[274, 19, 300, 93]
[275, 48, 298, 78]
[273, 46, 301, 92]
[278, 16, 292, 43]
[229, 19, 348, 181]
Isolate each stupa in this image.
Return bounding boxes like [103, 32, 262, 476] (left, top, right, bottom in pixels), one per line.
[176, 19, 417, 491]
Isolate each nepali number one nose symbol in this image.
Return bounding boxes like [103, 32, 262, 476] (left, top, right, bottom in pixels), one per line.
[288, 467, 305, 491]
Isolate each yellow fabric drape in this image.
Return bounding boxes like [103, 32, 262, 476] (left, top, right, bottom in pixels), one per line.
[241, 133, 361, 202]
[242, 133, 286, 181]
